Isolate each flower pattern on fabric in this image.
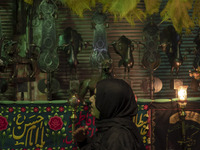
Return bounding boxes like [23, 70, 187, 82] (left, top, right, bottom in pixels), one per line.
[48, 116, 63, 131]
[144, 105, 148, 110]
[59, 106, 64, 112]
[34, 107, 39, 112]
[21, 107, 26, 112]
[46, 107, 51, 112]
[8, 107, 14, 112]
[0, 116, 8, 131]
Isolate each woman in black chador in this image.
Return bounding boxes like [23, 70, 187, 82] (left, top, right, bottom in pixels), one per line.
[74, 78, 145, 150]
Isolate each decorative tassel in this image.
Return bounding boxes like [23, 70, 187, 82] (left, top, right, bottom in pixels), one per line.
[160, 0, 194, 33]
[60, 0, 96, 17]
[144, 0, 161, 15]
[192, 0, 200, 27]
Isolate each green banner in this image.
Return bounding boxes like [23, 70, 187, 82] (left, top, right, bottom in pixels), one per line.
[0, 101, 96, 150]
[0, 100, 150, 150]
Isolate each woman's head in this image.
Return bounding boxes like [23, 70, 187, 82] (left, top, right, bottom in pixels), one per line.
[91, 78, 137, 120]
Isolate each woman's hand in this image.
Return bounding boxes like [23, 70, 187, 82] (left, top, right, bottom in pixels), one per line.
[73, 126, 88, 142]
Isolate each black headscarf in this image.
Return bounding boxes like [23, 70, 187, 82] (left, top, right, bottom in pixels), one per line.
[95, 78, 138, 120]
[92, 79, 145, 150]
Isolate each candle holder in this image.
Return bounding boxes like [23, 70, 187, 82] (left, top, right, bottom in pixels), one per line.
[177, 85, 188, 150]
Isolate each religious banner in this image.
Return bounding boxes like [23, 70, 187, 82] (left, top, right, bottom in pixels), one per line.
[0, 100, 150, 150]
[150, 101, 200, 150]
[0, 101, 96, 150]
[133, 101, 151, 150]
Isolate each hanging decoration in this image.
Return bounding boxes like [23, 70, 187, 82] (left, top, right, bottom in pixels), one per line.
[160, 25, 183, 75]
[160, 0, 194, 33]
[37, 0, 59, 73]
[59, 27, 84, 79]
[37, 0, 60, 101]
[142, 22, 160, 71]
[112, 35, 134, 76]
[90, 11, 110, 68]
[144, 0, 161, 15]
[141, 21, 162, 99]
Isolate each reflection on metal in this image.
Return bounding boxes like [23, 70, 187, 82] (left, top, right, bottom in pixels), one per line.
[189, 67, 200, 80]
[90, 11, 110, 68]
[141, 77, 163, 93]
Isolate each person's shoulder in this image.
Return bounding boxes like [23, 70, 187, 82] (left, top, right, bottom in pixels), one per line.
[105, 126, 131, 139]
[101, 126, 135, 149]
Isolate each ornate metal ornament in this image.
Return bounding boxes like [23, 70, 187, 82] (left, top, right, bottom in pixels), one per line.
[58, 27, 84, 79]
[112, 35, 134, 73]
[142, 22, 160, 71]
[90, 12, 110, 68]
[39, 1, 55, 15]
[38, 0, 59, 73]
[142, 22, 162, 99]
[160, 25, 183, 75]
[38, 51, 59, 72]
[142, 51, 160, 70]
